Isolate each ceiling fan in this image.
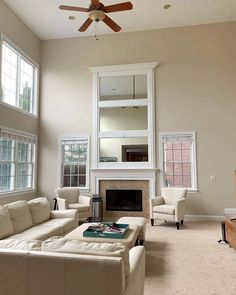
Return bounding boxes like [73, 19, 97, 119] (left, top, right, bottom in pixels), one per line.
[59, 0, 133, 32]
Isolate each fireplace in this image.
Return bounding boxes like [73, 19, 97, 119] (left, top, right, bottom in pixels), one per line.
[106, 189, 142, 212]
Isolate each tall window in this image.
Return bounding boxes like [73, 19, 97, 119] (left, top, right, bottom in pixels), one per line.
[160, 132, 197, 191]
[0, 37, 38, 115]
[0, 128, 36, 193]
[59, 135, 89, 189]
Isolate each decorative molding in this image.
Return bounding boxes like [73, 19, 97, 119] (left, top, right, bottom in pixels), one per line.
[89, 62, 159, 73]
[91, 168, 157, 198]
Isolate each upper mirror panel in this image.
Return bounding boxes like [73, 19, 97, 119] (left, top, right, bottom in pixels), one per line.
[99, 75, 147, 101]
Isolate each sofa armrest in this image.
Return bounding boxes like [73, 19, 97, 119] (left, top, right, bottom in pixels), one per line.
[175, 198, 186, 222]
[78, 195, 91, 207]
[124, 246, 145, 295]
[57, 197, 68, 210]
[50, 209, 78, 223]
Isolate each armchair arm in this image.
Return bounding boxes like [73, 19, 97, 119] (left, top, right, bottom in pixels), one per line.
[124, 246, 145, 295]
[175, 198, 186, 222]
[78, 195, 92, 206]
[149, 196, 164, 218]
[50, 209, 78, 223]
[56, 197, 68, 210]
[150, 196, 165, 207]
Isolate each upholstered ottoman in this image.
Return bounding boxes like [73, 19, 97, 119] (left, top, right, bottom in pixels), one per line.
[117, 217, 147, 245]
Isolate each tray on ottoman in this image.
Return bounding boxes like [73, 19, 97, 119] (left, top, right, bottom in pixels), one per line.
[83, 223, 129, 239]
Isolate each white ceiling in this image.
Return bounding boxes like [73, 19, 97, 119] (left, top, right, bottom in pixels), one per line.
[3, 0, 236, 40]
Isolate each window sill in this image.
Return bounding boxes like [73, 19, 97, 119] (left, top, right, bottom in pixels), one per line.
[0, 189, 36, 198]
[0, 100, 38, 119]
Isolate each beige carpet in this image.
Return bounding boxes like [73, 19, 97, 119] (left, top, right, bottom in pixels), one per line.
[144, 220, 236, 295]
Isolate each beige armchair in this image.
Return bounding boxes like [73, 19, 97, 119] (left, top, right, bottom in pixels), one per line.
[55, 187, 91, 221]
[149, 188, 187, 229]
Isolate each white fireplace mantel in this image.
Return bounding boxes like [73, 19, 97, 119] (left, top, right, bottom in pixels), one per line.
[91, 168, 158, 198]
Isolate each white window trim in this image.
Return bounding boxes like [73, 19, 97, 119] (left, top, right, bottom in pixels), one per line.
[90, 62, 159, 169]
[0, 125, 37, 197]
[58, 134, 90, 191]
[159, 131, 198, 192]
[0, 34, 39, 118]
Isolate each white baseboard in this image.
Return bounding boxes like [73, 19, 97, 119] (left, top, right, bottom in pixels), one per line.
[185, 214, 224, 222]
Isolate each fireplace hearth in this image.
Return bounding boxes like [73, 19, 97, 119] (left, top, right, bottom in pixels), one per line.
[106, 189, 142, 212]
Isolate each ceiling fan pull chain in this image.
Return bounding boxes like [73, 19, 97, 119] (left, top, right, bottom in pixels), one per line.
[94, 21, 99, 40]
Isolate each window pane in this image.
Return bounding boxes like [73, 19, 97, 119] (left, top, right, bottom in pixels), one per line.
[0, 163, 14, 192]
[0, 138, 14, 161]
[1, 41, 37, 115]
[162, 136, 195, 189]
[62, 140, 88, 188]
[1, 43, 17, 106]
[19, 59, 34, 113]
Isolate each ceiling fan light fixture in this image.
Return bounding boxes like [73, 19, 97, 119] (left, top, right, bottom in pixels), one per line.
[89, 10, 105, 22]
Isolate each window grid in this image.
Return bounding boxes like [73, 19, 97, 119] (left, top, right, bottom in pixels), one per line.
[61, 142, 88, 188]
[0, 137, 35, 193]
[1, 40, 38, 115]
[163, 141, 192, 188]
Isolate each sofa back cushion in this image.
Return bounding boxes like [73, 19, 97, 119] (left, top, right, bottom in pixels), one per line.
[5, 200, 33, 234]
[28, 197, 51, 225]
[0, 206, 14, 239]
[42, 237, 129, 277]
[0, 239, 41, 250]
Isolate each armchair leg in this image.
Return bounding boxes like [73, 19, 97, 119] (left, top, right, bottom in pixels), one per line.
[181, 220, 184, 225]
[176, 222, 180, 230]
[151, 219, 154, 226]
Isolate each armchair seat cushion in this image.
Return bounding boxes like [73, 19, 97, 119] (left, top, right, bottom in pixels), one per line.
[68, 203, 89, 212]
[153, 204, 175, 215]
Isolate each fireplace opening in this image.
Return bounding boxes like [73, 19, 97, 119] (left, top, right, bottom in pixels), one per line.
[106, 189, 142, 212]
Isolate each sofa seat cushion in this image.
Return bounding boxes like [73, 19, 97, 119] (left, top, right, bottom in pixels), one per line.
[5, 223, 64, 241]
[42, 237, 130, 277]
[68, 203, 89, 212]
[43, 218, 76, 233]
[5, 200, 33, 234]
[153, 204, 175, 215]
[28, 197, 50, 225]
[0, 206, 14, 239]
[0, 239, 41, 250]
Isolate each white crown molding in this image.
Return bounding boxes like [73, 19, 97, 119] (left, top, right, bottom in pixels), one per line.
[89, 62, 159, 73]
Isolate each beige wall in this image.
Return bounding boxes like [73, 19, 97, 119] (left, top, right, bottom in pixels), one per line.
[0, 0, 41, 204]
[39, 21, 236, 215]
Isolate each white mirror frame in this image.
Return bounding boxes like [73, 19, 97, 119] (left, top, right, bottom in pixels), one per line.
[90, 62, 159, 169]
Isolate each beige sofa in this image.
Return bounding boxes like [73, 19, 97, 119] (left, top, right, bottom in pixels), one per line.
[0, 197, 78, 241]
[0, 238, 145, 295]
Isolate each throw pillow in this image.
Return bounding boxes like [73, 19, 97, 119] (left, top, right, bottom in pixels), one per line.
[0, 206, 14, 239]
[5, 200, 33, 234]
[28, 197, 51, 225]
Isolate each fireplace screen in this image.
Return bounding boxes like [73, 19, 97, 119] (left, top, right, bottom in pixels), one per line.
[106, 189, 142, 212]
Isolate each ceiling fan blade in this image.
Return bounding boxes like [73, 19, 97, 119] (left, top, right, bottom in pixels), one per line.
[103, 15, 121, 32]
[78, 18, 93, 32]
[59, 5, 89, 12]
[91, 0, 100, 9]
[103, 2, 133, 13]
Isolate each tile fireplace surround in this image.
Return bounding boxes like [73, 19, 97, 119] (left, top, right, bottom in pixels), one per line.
[92, 169, 157, 218]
